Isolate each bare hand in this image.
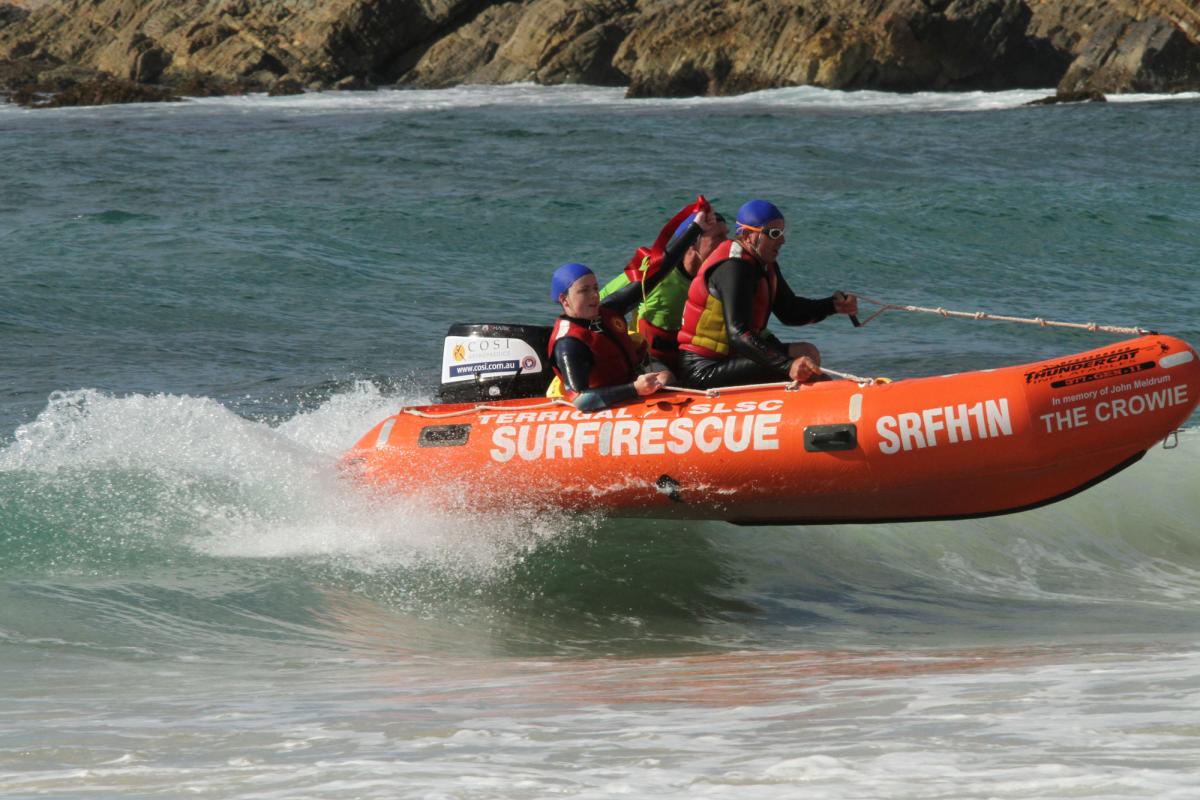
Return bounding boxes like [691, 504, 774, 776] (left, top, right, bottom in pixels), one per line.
[634, 372, 663, 396]
[788, 356, 821, 383]
[833, 291, 858, 316]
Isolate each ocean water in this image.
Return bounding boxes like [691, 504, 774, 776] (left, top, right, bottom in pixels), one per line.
[2, 84, 1199, 798]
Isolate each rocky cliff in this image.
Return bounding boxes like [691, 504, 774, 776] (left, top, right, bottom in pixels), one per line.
[2, 0, 1198, 105]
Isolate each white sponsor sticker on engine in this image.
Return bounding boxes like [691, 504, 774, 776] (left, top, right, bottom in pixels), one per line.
[441, 336, 544, 383]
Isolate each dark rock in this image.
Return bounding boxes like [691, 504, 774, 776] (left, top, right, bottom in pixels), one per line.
[134, 46, 169, 82]
[166, 70, 258, 97]
[0, 55, 48, 92]
[333, 74, 375, 91]
[1, 56, 112, 103]
[0, 4, 31, 26]
[13, 74, 179, 107]
[889, 0, 1070, 90]
[316, 0, 489, 82]
[1026, 88, 1107, 105]
[267, 76, 304, 95]
[627, 56, 731, 99]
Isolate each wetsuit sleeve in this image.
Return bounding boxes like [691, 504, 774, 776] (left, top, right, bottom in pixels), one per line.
[707, 262, 791, 375]
[646, 222, 701, 293]
[599, 280, 643, 317]
[761, 330, 785, 350]
[771, 270, 837, 325]
[553, 338, 638, 412]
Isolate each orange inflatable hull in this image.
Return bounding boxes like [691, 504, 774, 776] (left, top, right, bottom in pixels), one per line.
[344, 335, 1199, 524]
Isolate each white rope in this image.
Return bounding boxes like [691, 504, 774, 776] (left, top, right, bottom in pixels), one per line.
[819, 367, 883, 385]
[401, 399, 574, 418]
[405, 371, 884, 418]
[662, 382, 789, 397]
[663, 367, 883, 396]
[853, 294, 1152, 336]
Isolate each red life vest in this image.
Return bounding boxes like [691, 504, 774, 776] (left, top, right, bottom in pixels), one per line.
[547, 307, 643, 395]
[637, 316, 679, 369]
[677, 239, 778, 359]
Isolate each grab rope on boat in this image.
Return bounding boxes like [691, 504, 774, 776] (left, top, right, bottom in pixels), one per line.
[400, 371, 886, 419]
[663, 365, 886, 397]
[852, 294, 1153, 335]
[401, 399, 575, 418]
[662, 382, 787, 398]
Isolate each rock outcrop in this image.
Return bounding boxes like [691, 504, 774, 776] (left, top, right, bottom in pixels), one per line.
[0, 0, 494, 85]
[12, 74, 178, 107]
[402, 0, 638, 87]
[1030, 0, 1200, 94]
[612, 0, 1071, 97]
[2, 0, 1198, 106]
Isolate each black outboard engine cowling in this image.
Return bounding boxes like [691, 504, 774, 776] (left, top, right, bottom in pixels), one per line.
[438, 323, 554, 403]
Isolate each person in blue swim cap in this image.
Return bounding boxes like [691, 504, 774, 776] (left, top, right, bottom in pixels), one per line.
[547, 262, 673, 412]
[671, 209, 728, 277]
[549, 262, 594, 305]
[676, 198, 858, 389]
[597, 197, 727, 371]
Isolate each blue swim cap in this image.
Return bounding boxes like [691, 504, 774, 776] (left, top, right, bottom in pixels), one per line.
[550, 262, 593, 303]
[736, 199, 784, 232]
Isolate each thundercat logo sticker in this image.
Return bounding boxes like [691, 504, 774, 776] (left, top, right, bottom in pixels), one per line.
[1023, 346, 1143, 387]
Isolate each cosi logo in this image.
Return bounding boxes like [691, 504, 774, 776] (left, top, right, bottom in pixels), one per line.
[452, 339, 515, 363]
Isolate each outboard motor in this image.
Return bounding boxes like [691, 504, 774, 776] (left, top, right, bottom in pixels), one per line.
[438, 323, 554, 403]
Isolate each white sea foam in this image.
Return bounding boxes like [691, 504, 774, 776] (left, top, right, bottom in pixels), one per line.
[7, 644, 1197, 799]
[103, 83, 1200, 117]
[4, 81, 1193, 126]
[1106, 91, 1200, 104]
[218, 84, 1200, 115]
[0, 387, 577, 575]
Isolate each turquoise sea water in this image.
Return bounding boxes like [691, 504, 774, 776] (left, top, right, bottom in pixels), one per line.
[2, 85, 1199, 798]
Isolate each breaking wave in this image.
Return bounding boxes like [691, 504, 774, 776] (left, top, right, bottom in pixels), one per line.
[2, 386, 1197, 654]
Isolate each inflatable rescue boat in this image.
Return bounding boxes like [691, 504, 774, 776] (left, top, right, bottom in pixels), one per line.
[344, 324, 1199, 524]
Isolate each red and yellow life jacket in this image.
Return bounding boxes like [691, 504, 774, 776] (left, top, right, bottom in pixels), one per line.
[547, 308, 644, 396]
[678, 240, 778, 359]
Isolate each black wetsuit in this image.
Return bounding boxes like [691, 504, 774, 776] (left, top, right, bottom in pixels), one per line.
[552, 285, 646, 412]
[552, 222, 704, 411]
[679, 260, 836, 389]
